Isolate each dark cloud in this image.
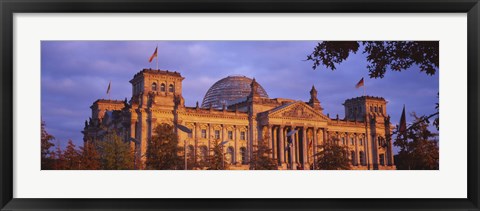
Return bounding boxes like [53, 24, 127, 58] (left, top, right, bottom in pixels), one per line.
[42, 41, 439, 150]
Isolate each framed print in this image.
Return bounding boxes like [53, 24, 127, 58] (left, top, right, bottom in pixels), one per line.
[1, 0, 479, 210]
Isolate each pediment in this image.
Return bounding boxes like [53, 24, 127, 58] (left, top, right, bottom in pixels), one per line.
[268, 101, 329, 121]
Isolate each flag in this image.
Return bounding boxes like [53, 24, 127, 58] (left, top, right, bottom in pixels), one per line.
[398, 105, 407, 134]
[149, 47, 158, 63]
[355, 77, 364, 89]
[106, 81, 111, 95]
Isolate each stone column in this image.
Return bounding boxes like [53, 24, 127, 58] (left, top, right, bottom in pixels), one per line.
[302, 127, 307, 168]
[267, 125, 273, 158]
[222, 125, 226, 155]
[323, 128, 328, 144]
[291, 127, 297, 169]
[208, 124, 213, 155]
[272, 126, 277, 160]
[372, 134, 379, 167]
[354, 134, 359, 166]
[194, 123, 199, 162]
[313, 128, 318, 167]
[295, 127, 300, 166]
[278, 126, 285, 164]
[234, 125, 238, 164]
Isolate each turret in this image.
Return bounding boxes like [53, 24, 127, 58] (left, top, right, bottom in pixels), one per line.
[308, 85, 323, 112]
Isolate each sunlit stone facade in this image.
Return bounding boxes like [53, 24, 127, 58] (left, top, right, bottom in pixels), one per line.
[83, 68, 395, 170]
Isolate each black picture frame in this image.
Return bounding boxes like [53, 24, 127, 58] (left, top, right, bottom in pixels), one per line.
[1, 0, 479, 210]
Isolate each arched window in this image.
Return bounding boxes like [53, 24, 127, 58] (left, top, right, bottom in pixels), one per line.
[187, 145, 194, 160]
[200, 146, 208, 162]
[360, 151, 366, 166]
[240, 147, 247, 164]
[374, 106, 378, 112]
[351, 151, 356, 165]
[169, 84, 174, 92]
[160, 83, 166, 92]
[152, 82, 157, 91]
[227, 146, 235, 164]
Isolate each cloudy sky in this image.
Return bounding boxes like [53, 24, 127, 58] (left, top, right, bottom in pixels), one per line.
[41, 41, 439, 149]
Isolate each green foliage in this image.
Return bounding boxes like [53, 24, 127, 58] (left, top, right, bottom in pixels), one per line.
[79, 141, 101, 170]
[394, 113, 439, 170]
[41, 121, 55, 170]
[307, 41, 439, 78]
[97, 131, 134, 170]
[146, 124, 182, 170]
[51, 145, 65, 170]
[313, 138, 351, 170]
[249, 139, 278, 170]
[205, 139, 229, 170]
[63, 140, 81, 170]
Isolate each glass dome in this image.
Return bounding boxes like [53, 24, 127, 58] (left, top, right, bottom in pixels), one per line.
[201, 75, 269, 109]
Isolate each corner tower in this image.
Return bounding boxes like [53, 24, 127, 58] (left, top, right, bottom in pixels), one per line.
[129, 69, 185, 109]
[343, 96, 387, 121]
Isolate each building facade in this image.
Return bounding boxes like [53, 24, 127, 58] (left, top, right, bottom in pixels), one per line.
[83, 68, 395, 170]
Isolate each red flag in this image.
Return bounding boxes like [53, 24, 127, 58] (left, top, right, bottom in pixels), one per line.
[355, 77, 364, 89]
[149, 47, 158, 63]
[399, 105, 407, 134]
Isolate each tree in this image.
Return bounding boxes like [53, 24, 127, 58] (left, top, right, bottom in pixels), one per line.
[98, 131, 134, 170]
[63, 140, 81, 170]
[205, 139, 229, 170]
[394, 113, 439, 170]
[249, 139, 277, 170]
[51, 145, 65, 170]
[41, 121, 55, 170]
[306, 41, 439, 78]
[79, 141, 101, 170]
[145, 124, 182, 170]
[313, 137, 351, 170]
[307, 41, 440, 150]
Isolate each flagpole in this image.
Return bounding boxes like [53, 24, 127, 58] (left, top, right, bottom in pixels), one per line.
[156, 44, 159, 70]
[363, 77, 366, 97]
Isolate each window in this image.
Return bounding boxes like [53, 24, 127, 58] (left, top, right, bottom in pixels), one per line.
[350, 137, 355, 145]
[240, 131, 246, 140]
[379, 154, 385, 165]
[370, 106, 373, 112]
[200, 146, 208, 162]
[360, 151, 366, 165]
[152, 82, 157, 91]
[228, 131, 233, 140]
[351, 151, 356, 165]
[201, 129, 207, 139]
[380, 105, 383, 114]
[169, 84, 174, 92]
[359, 138, 364, 146]
[374, 106, 378, 112]
[342, 137, 346, 145]
[240, 147, 247, 164]
[160, 83, 166, 92]
[214, 130, 220, 139]
[227, 147, 235, 164]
